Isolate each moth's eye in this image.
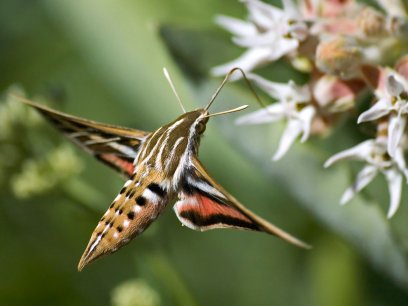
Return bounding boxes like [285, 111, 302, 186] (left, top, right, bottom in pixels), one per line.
[196, 122, 206, 134]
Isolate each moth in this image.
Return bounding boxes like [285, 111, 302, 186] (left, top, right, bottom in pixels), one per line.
[18, 68, 310, 271]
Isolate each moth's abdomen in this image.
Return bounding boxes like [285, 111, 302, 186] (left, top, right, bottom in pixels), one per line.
[78, 173, 171, 271]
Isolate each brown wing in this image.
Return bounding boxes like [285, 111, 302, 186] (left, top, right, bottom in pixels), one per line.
[19, 97, 150, 177]
[173, 156, 311, 249]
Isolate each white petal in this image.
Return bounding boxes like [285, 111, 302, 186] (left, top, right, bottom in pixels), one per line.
[273, 119, 302, 161]
[394, 147, 408, 182]
[233, 31, 279, 48]
[215, 15, 257, 37]
[387, 115, 406, 157]
[357, 98, 391, 123]
[324, 140, 375, 168]
[246, 0, 283, 28]
[383, 168, 403, 218]
[386, 74, 404, 97]
[340, 165, 378, 205]
[375, 0, 407, 17]
[393, 72, 408, 93]
[248, 73, 287, 99]
[248, 74, 310, 102]
[211, 47, 272, 77]
[236, 104, 285, 125]
[233, 35, 298, 61]
[268, 37, 299, 60]
[282, 0, 300, 18]
[299, 106, 316, 142]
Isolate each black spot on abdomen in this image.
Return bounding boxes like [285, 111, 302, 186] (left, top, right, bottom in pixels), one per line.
[136, 196, 146, 206]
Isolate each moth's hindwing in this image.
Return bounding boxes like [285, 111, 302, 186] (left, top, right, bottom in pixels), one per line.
[174, 157, 311, 249]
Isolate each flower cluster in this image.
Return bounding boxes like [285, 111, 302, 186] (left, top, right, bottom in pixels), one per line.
[213, 0, 408, 217]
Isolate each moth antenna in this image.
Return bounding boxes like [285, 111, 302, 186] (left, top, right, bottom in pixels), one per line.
[204, 67, 266, 111]
[204, 105, 248, 118]
[163, 68, 186, 113]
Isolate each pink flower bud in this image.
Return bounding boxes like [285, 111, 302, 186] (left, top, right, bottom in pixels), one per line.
[396, 55, 408, 80]
[302, 0, 355, 18]
[313, 75, 364, 110]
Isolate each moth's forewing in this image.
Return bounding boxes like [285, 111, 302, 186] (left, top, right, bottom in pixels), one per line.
[21, 99, 149, 177]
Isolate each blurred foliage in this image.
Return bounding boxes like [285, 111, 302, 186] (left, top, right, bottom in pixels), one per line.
[111, 279, 160, 306]
[0, 0, 408, 306]
[0, 87, 83, 199]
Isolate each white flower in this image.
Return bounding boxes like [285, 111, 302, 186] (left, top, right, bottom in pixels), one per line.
[358, 71, 408, 157]
[374, 0, 407, 18]
[324, 137, 408, 218]
[236, 73, 314, 160]
[211, 0, 308, 77]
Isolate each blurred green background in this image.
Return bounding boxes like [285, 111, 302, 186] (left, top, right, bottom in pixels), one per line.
[1, 0, 408, 305]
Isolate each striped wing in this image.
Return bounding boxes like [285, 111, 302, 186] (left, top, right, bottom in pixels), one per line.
[78, 167, 172, 270]
[22, 99, 150, 177]
[174, 156, 311, 249]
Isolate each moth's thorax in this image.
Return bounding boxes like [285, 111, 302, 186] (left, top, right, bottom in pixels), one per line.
[134, 109, 209, 183]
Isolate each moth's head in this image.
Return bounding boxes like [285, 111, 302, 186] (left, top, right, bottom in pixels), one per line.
[162, 67, 256, 138]
[175, 109, 209, 136]
[195, 109, 210, 135]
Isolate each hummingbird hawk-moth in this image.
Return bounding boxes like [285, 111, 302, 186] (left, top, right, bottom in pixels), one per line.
[18, 68, 309, 271]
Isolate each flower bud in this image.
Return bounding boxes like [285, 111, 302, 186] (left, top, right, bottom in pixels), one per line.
[356, 7, 386, 38]
[313, 75, 363, 111]
[316, 36, 362, 79]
